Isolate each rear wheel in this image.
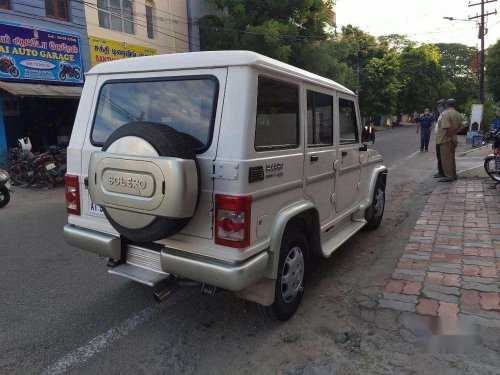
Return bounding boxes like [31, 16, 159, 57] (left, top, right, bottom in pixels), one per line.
[0, 187, 10, 208]
[9, 163, 35, 186]
[484, 156, 500, 182]
[257, 230, 308, 321]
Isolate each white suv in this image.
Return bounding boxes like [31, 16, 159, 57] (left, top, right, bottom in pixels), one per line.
[63, 51, 387, 321]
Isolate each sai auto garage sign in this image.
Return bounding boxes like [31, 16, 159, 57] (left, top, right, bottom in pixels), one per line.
[0, 22, 84, 84]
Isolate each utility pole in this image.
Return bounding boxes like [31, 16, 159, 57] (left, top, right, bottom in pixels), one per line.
[469, 0, 497, 104]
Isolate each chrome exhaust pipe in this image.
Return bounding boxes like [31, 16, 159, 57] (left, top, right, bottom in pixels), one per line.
[153, 278, 175, 303]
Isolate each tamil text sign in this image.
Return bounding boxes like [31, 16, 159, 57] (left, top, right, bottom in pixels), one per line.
[89, 36, 156, 66]
[0, 22, 84, 84]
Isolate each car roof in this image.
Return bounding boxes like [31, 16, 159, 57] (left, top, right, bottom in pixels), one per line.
[87, 50, 355, 96]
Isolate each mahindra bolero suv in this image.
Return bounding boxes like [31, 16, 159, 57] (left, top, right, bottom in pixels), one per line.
[63, 51, 387, 321]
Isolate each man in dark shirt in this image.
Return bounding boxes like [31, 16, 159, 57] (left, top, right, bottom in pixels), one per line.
[416, 108, 434, 152]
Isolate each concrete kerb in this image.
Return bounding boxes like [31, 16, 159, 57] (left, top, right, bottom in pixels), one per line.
[455, 136, 491, 178]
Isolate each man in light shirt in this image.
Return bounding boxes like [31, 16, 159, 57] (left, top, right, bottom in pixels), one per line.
[434, 99, 445, 178]
[436, 99, 465, 182]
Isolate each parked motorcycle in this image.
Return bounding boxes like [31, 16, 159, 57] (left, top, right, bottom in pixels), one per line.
[0, 169, 12, 208]
[8, 148, 34, 186]
[483, 129, 500, 186]
[0, 56, 19, 78]
[46, 146, 67, 185]
[8, 144, 66, 188]
[59, 61, 80, 81]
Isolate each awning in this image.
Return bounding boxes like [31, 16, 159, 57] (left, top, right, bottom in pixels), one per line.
[0, 81, 82, 98]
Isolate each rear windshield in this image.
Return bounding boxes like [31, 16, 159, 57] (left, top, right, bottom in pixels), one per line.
[91, 76, 218, 151]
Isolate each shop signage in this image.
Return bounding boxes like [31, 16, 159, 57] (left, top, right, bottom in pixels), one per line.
[89, 35, 156, 66]
[0, 22, 84, 84]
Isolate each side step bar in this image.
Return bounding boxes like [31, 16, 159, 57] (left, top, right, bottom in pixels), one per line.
[108, 263, 170, 287]
[321, 219, 367, 257]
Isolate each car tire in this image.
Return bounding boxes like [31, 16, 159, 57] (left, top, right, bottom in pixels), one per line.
[365, 176, 386, 230]
[0, 186, 10, 208]
[257, 229, 309, 321]
[100, 121, 200, 243]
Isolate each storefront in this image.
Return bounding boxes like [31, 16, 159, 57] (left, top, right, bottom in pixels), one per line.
[0, 22, 85, 165]
[89, 35, 156, 66]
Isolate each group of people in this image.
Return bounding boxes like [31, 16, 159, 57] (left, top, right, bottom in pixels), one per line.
[416, 98, 465, 183]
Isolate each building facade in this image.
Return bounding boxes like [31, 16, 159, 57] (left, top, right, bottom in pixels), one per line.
[0, 0, 91, 165]
[84, 0, 189, 67]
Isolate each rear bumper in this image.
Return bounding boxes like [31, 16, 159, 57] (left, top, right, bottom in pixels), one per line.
[63, 224, 122, 259]
[160, 248, 268, 291]
[63, 224, 269, 291]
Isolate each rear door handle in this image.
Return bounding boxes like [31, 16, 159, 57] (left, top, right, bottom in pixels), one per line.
[310, 155, 319, 162]
[341, 151, 348, 157]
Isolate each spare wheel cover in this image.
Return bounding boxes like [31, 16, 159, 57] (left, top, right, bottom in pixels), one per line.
[96, 121, 200, 243]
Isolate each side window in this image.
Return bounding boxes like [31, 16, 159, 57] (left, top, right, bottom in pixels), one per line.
[339, 98, 359, 145]
[255, 77, 299, 150]
[307, 90, 333, 147]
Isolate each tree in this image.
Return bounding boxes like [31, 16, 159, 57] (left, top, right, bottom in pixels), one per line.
[336, 25, 381, 68]
[486, 39, 500, 102]
[378, 34, 416, 53]
[436, 43, 478, 107]
[360, 52, 401, 118]
[202, 0, 333, 64]
[398, 44, 446, 113]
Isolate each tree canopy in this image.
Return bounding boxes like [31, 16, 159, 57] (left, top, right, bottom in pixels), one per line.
[486, 40, 500, 102]
[200, 1, 481, 117]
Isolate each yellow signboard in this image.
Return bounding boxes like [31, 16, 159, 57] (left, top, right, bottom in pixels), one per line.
[89, 35, 157, 66]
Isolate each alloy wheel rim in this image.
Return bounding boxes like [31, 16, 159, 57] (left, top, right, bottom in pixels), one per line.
[280, 246, 304, 304]
[374, 188, 385, 219]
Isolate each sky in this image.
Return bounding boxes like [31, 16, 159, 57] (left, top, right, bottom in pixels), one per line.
[336, 0, 500, 48]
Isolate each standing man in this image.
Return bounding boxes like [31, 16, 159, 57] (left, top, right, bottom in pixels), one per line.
[392, 114, 397, 130]
[436, 98, 463, 182]
[434, 99, 446, 178]
[416, 108, 433, 152]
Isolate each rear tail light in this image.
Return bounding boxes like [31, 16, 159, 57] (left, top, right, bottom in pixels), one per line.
[65, 174, 81, 215]
[215, 195, 252, 248]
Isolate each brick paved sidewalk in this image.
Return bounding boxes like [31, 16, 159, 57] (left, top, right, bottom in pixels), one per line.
[378, 179, 500, 322]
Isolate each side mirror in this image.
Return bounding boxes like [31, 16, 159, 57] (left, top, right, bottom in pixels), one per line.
[362, 125, 376, 145]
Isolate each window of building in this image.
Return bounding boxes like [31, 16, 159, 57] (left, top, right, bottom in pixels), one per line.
[0, 0, 10, 10]
[146, 5, 154, 39]
[307, 90, 333, 147]
[339, 98, 359, 144]
[255, 77, 299, 151]
[45, 0, 69, 21]
[97, 0, 134, 34]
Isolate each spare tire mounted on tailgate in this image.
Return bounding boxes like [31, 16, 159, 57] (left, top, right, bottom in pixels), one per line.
[88, 121, 200, 243]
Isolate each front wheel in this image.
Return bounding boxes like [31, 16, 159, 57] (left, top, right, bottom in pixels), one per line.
[365, 176, 386, 230]
[59, 71, 66, 81]
[0, 186, 10, 208]
[257, 230, 309, 321]
[484, 156, 500, 182]
[9, 66, 19, 78]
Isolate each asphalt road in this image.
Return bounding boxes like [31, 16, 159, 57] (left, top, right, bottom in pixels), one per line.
[1, 124, 476, 375]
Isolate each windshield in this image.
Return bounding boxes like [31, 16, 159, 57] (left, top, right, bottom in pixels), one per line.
[91, 76, 218, 151]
